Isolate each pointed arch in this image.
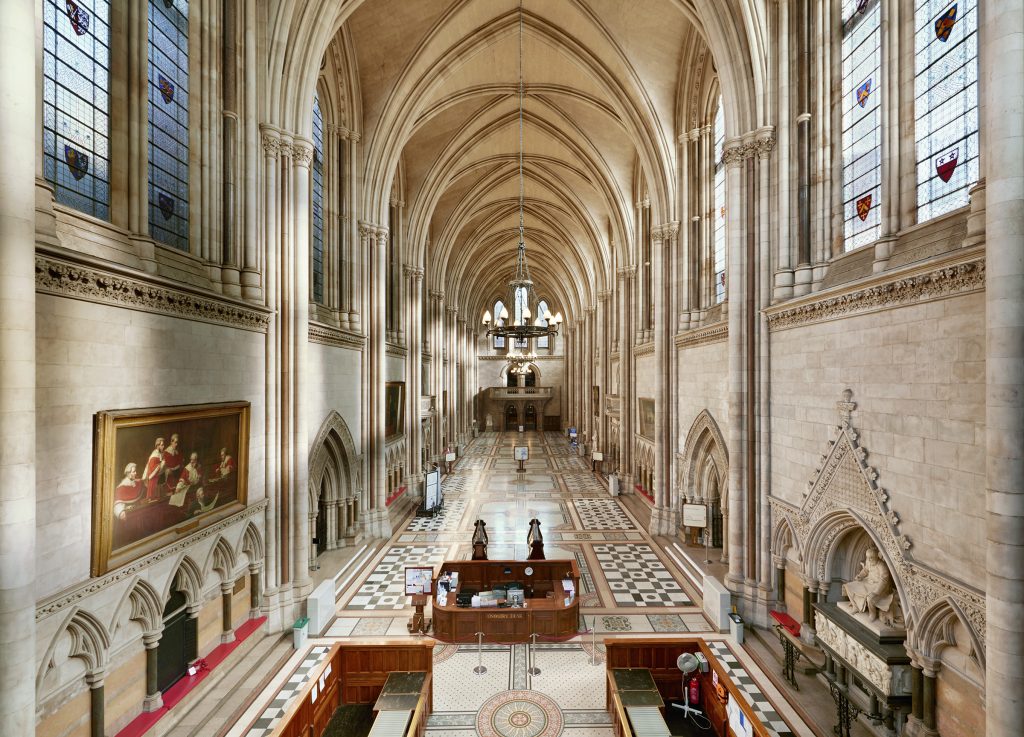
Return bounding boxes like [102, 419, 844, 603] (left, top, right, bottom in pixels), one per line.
[206, 535, 238, 582]
[911, 597, 986, 673]
[37, 608, 111, 691]
[164, 554, 204, 609]
[679, 410, 729, 507]
[308, 410, 360, 508]
[110, 577, 164, 637]
[771, 515, 802, 565]
[240, 521, 265, 565]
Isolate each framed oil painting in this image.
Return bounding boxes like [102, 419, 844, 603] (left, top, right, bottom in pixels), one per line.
[385, 382, 405, 439]
[638, 398, 655, 440]
[92, 401, 250, 575]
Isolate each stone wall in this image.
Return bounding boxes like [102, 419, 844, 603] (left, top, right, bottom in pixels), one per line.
[768, 290, 986, 585]
[35, 293, 268, 599]
[675, 336, 729, 454]
[306, 341, 363, 446]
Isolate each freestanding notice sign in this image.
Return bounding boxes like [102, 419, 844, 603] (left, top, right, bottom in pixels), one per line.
[682, 503, 710, 562]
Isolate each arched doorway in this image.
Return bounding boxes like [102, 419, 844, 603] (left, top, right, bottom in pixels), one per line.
[505, 404, 518, 430]
[157, 588, 190, 692]
[316, 485, 328, 556]
[524, 404, 537, 430]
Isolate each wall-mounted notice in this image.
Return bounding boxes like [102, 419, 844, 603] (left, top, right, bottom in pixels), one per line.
[514, 446, 529, 461]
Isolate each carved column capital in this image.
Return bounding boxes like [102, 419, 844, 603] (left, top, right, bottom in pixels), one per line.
[260, 126, 282, 158]
[597, 290, 612, 302]
[722, 140, 747, 169]
[403, 265, 424, 281]
[375, 228, 390, 247]
[358, 221, 377, 240]
[617, 265, 637, 280]
[289, 139, 314, 168]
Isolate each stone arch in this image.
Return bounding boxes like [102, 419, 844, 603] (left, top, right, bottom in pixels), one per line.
[206, 535, 238, 583]
[679, 410, 728, 506]
[308, 411, 362, 557]
[771, 516, 802, 565]
[110, 577, 164, 638]
[804, 510, 911, 626]
[163, 554, 204, 610]
[239, 521, 265, 568]
[911, 597, 986, 674]
[37, 608, 111, 692]
[498, 361, 541, 385]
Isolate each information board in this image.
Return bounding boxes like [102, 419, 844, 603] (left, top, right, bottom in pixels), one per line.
[405, 566, 434, 595]
[592, 451, 604, 461]
[424, 468, 440, 510]
[445, 452, 456, 462]
[513, 446, 529, 461]
[682, 503, 708, 528]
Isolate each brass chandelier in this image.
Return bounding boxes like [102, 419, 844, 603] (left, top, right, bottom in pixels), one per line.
[482, 1, 562, 341]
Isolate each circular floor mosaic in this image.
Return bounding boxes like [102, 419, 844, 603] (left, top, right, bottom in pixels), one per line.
[476, 690, 563, 737]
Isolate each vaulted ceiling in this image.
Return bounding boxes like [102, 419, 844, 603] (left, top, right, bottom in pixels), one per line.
[332, 0, 714, 325]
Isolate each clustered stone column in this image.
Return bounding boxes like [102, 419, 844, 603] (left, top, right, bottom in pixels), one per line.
[0, 1, 38, 732]
[221, 581, 235, 644]
[616, 266, 636, 488]
[405, 265, 425, 489]
[142, 632, 162, 712]
[363, 224, 392, 537]
[982, 1, 1024, 735]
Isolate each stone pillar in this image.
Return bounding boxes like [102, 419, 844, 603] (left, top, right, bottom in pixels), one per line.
[289, 140, 313, 593]
[142, 633, 163, 712]
[983, 2, 1024, 736]
[651, 223, 679, 535]
[616, 267, 635, 486]
[87, 671, 105, 737]
[365, 225, 392, 537]
[0, 1, 37, 731]
[405, 267, 424, 485]
[911, 662, 924, 722]
[922, 664, 938, 734]
[260, 126, 282, 599]
[221, 582, 235, 644]
[723, 139, 749, 591]
[249, 565, 261, 617]
[800, 585, 815, 645]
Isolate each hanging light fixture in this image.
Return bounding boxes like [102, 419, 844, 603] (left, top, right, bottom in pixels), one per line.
[482, 1, 563, 341]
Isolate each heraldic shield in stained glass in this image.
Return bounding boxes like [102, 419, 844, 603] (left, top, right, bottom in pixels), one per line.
[934, 4, 958, 42]
[158, 74, 176, 104]
[64, 0, 90, 35]
[64, 145, 89, 181]
[158, 193, 176, 220]
[856, 194, 872, 222]
[856, 78, 873, 108]
[935, 148, 959, 183]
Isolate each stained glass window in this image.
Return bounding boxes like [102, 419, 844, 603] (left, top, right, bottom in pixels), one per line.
[148, 0, 189, 251]
[514, 286, 529, 327]
[914, 0, 978, 221]
[42, 0, 111, 220]
[841, 0, 882, 250]
[312, 95, 325, 304]
[712, 99, 726, 304]
[493, 300, 506, 350]
[536, 300, 549, 349]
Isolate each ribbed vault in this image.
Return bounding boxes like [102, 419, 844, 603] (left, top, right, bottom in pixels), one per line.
[265, 0, 768, 326]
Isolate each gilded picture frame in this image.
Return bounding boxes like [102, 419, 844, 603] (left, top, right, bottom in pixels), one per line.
[92, 401, 250, 576]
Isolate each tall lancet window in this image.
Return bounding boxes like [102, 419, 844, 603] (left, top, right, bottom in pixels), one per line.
[312, 94, 325, 304]
[914, 0, 979, 220]
[712, 99, 726, 304]
[841, 0, 882, 250]
[493, 300, 506, 350]
[43, 0, 111, 219]
[148, 0, 190, 251]
[536, 300, 550, 349]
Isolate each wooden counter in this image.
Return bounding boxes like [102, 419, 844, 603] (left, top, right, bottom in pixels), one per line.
[431, 559, 580, 643]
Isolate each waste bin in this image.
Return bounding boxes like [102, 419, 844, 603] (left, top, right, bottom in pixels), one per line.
[293, 617, 309, 649]
[728, 613, 744, 644]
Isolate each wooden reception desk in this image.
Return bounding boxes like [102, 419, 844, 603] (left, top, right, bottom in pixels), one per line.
[431, 559, 580, 644]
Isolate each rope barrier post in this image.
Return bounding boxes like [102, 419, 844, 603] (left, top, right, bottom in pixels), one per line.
[527, 633, 541, 675]
[473, 632, 487, 675]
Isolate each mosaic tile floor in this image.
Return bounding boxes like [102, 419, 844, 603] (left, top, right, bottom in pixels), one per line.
[229, 431, 811, 737]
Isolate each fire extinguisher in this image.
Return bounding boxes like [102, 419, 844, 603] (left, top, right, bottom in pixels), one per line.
[688, 675, 701, 705]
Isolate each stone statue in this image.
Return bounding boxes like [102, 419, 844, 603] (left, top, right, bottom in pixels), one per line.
[842, 547, 899, 624]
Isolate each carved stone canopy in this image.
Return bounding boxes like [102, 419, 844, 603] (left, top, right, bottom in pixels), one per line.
[769, 390, 986, 657]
